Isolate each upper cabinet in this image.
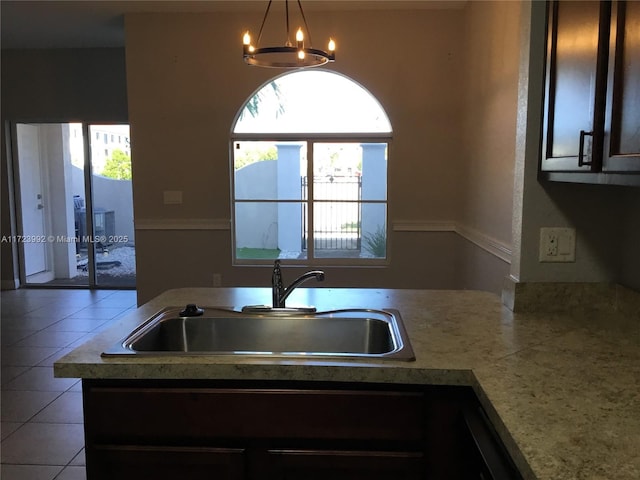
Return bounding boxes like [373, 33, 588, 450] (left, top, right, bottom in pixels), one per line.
[603, 0, 640, 174]
[541, 0, 640, 187]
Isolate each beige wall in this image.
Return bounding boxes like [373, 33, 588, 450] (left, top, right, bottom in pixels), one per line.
[461, 0, 520, 247]
[0, 4, 530, 304]
[124, 9, 466, 220]
[456, 0, 523, 291]
[124, 8, 486, 303]
[6, 3, 634, 306]
[0, 49, 128, 121]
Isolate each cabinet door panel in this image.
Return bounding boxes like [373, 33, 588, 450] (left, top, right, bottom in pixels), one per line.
[264, 449, 424, 480]
[88, 445, 245, 480]
[604, 0, 640, 172]
[542, 1, 610, 171]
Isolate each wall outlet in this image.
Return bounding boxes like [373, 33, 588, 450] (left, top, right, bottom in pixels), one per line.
[539, 227, 576, 262]
[212, 273, 222, 287]
[545, 232, 559, 256]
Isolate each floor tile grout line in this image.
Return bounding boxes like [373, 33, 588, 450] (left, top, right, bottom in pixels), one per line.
[2, 307, 133, 349]
[1, 288, 135, 476]
[1, 389, 66, 425]
[0, 421, 29, 449]
[4, 330, 91, 350]
[3, 365, 64, 391]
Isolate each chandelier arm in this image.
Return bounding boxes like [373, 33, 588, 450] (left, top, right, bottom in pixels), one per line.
[256, 0, 274, 46]
[285, 0, 291, 44]
[297, 0, 313, 47]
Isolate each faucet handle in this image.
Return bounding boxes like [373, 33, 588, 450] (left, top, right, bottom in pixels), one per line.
[272, 260, 283, 284]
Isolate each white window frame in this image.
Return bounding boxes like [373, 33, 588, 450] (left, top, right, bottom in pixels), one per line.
[230, 132, 391, 267]
[230, 69, 392, 267]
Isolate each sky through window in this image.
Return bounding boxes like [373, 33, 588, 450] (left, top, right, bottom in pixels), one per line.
[234, 71, 392, 134]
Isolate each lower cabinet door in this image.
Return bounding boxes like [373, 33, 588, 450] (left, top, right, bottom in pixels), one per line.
[264, 449, 425, 480]
[458, 408, 523, 480]
[88, 445, 245, 480]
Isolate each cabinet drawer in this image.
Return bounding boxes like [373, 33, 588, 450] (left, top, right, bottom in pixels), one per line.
[84, 386, 425, 443]
[88, 445, 245, 480]
[264, 449, 424, 480]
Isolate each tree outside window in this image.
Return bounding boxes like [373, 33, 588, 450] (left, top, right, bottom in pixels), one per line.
[101, 149, 132, 180]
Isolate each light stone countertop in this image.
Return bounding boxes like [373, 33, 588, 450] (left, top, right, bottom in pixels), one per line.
[54, 287, 640, 480]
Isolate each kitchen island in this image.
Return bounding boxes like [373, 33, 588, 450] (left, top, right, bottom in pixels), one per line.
[54, 287, 640, 479]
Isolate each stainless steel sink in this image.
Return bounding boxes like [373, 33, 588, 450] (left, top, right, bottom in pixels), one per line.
[102, 307, 415, 361]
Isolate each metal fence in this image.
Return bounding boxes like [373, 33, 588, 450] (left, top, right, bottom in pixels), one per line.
[301, 176, 362, 251]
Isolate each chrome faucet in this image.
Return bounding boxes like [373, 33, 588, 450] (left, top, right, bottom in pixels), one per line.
[272, 260, 325, 308]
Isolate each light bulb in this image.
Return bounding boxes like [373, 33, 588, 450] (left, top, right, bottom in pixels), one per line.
[328, 38, 336, 52]
[296, 28, 304, 42]
[243, 31, 251, 45]
[298, 50, 305, 60]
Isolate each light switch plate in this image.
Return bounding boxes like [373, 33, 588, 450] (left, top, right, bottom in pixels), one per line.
[539, 227, 576, 262]
[163, 190, 183, 205]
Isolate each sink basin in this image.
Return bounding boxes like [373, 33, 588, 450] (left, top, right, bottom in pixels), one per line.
[102, 307, 415, 361]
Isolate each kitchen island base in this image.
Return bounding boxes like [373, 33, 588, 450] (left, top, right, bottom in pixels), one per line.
[82, 379, 522, 479]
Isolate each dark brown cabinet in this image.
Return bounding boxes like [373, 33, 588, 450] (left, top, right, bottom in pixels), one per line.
[459, 406, 522, 480]
[542, 0, 609, 173]
[541, 0, 640, 186]
[264, 449, 425, 479]
[81, 379, 523, 480]
[90, 446, 246, 480]
[603, 0, 640, 174]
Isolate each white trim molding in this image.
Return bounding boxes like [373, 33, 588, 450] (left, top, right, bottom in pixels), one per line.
[132, 219, 511, 262]
[135, 218, 231, 231]
[392, 221, 457, 232]
[455, 224, 512, 264]
[393, 220, 512, 264]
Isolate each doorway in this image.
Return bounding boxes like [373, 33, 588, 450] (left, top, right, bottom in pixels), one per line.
[12, 123, 136, 288]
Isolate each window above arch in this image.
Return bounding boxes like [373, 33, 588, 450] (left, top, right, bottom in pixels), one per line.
[233, 70, 392, 134]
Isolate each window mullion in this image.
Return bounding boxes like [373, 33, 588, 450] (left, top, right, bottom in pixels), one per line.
[307, 140, 315, 260]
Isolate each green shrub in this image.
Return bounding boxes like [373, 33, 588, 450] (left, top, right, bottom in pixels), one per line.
[363, 225, 386, 257]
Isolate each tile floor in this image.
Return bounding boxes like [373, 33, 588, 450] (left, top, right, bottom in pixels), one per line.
[1, 288, 137, 480]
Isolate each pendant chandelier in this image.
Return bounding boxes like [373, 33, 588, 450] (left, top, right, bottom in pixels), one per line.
[242, 0, 335, 68]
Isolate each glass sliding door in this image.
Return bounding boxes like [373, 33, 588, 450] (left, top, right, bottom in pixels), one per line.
[12, 123, 136, 288]
[88, 125, 135, 287]
[14, 123, 88, 286]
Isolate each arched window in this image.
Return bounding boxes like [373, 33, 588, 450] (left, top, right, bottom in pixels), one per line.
[231, 70, 391, 264]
